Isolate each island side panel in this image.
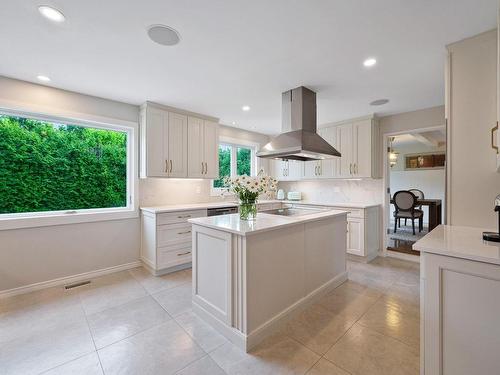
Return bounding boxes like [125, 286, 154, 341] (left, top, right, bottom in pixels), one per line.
[304, 215, 347, 295]
[191, 224, 232, 325]
[245, 224, 306, 334]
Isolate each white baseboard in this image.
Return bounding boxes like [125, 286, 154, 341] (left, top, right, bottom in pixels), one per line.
[193, 271, 348, 352]
[0, 261, 142, 299]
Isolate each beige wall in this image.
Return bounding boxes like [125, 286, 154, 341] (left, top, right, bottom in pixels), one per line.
[379, 106, 445, 136]
[0, 76, 268, 292]
[447, 30, 500, 229]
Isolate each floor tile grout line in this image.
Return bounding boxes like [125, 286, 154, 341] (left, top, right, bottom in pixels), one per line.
[355, 319, 419, 353]
[319, 355, 354, 375]
[80, 301, 107, 374]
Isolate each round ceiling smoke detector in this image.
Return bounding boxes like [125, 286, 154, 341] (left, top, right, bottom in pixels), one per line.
[370, 99, 389, 106]
[147, 25, 180, 46]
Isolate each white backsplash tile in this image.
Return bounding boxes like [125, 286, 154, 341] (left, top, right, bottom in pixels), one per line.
[279, 179, 383, 205]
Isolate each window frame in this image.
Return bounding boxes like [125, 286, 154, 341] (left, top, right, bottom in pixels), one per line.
[0, 107, 138, 231]
[211, 136, 259, 195]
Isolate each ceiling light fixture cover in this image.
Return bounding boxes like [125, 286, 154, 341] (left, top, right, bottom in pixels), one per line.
[363, 58, 377, 67]
[242, 105, 250, 111]
[370, 99, 389, 106]
[147, 25, 180, 46]
[37, 75, 51, 82]
[38, 6, 65, 22]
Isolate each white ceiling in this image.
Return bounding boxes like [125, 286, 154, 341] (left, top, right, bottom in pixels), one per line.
[1, 0, 497, 134]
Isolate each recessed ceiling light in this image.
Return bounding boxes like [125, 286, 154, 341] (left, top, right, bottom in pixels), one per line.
[147, 25, 180, 46]
[38, 6, 65, 23]
[231, 121, 236, 125]
[242, 105, 250, 111]
[37, 75, 51, 82]
[370, 98, 389, 106]
[363, 58, 377, 67]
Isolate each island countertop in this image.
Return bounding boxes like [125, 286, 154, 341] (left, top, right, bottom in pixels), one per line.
[188, 210, 348, 236]
[413, 225, 500, 265]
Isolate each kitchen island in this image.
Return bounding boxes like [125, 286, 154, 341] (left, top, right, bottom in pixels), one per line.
[188, 209, 348, 351]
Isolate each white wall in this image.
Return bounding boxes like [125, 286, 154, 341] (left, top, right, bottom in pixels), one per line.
[447, 30, 500, 229]
[0, 76, 269, 292]
[389, 143, 446, 223]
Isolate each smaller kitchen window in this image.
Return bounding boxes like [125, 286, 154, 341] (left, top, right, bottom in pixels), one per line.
[212, 141, 257, 190]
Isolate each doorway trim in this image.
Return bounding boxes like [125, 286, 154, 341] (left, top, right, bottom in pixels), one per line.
[381, 124, 446, 257]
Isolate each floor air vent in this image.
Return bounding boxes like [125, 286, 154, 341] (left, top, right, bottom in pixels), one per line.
[64, 280, 91, 290]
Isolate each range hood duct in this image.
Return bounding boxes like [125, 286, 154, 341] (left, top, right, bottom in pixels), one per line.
[256, 86, 341, 161]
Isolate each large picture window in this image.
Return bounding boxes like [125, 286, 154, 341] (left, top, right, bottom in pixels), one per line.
[213, 142, 255, 189]
[0, 113, 132, 220]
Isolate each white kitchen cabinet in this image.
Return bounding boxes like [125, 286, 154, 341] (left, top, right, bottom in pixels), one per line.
[141, 208, 207, 275]
[421, 253, 500, 375]
[140, 106, 188, 178]
[271, 159, 302, 181]
[140, 102, 219, 179]
[167, 112, 188, 177]
[303, 160, 321, 179]
[187, 117, 219, 179]
[346, 217, 363, 255]
[497, 12, 500, 171]
[321, 116, 380, 179]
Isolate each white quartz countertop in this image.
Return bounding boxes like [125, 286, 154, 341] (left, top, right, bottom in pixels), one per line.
[413, 225, 500, 265]
[188, 210, 348, 236]
[140, 200, 378, 213]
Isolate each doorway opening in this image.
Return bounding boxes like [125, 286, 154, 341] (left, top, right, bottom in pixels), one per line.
[383, 126, 446, 258]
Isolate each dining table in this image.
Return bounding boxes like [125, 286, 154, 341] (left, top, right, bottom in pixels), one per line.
[391, 198, 442, 232]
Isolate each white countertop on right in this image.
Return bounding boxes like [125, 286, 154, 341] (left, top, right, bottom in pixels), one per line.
[413, 225, 500, 265]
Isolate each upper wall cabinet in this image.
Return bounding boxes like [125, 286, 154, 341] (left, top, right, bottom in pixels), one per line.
[140, 103, 219, 179]
[271, 159, 302, 181]
[187, 117, 219, 179]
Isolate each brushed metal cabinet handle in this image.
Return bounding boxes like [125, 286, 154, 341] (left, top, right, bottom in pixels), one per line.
[492, 122, 498, 154]
[349, 163, 352, 175]
[165, 160, 168, 173]
[177, 230, 191, 235]
[177, 215, 191, 218]
[177, 251, 191, 256]
[169, 160, 173, 173]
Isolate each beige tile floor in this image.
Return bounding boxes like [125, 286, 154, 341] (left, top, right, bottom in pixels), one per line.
[0, 257, 420, 375]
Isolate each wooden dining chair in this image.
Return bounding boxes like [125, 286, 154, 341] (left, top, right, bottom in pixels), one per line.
[393, 190, 423, 235]
[407, 188, 424, 225]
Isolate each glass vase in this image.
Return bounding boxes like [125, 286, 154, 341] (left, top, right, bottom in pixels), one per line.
[239, 200, 257, 221]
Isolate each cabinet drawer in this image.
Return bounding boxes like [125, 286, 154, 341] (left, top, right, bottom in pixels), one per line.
[157, 209, 206, 225]
[158, 244, 192, 268]
[157, 223, 192, 247]
[331, 207, 364, 218]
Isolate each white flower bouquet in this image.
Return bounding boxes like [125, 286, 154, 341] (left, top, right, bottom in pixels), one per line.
[223, 170, 277, 220]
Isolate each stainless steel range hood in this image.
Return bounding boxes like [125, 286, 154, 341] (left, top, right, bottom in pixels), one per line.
[256, 86, 341, 161]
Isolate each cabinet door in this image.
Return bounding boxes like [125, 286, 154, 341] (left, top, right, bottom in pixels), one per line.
[338, 123, 353, 178]
[187, 116, 204, 178]
[346, 217, 364, 256]
[167, 112, 188, 177]
[288, 160, 303, 180]
[353, 119, 372, 177]
[145, 106, 169, 177]
[203, 120, 219, 179]
[318, 127, 336, 178]
[303, 160, 319, 179]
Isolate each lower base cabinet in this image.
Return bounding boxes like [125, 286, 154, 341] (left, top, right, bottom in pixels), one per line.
[421, 252, 500, 375]
[141, 208, 207, 275]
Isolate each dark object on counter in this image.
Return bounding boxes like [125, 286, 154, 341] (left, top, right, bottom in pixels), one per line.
[483, 195, 500, 243]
